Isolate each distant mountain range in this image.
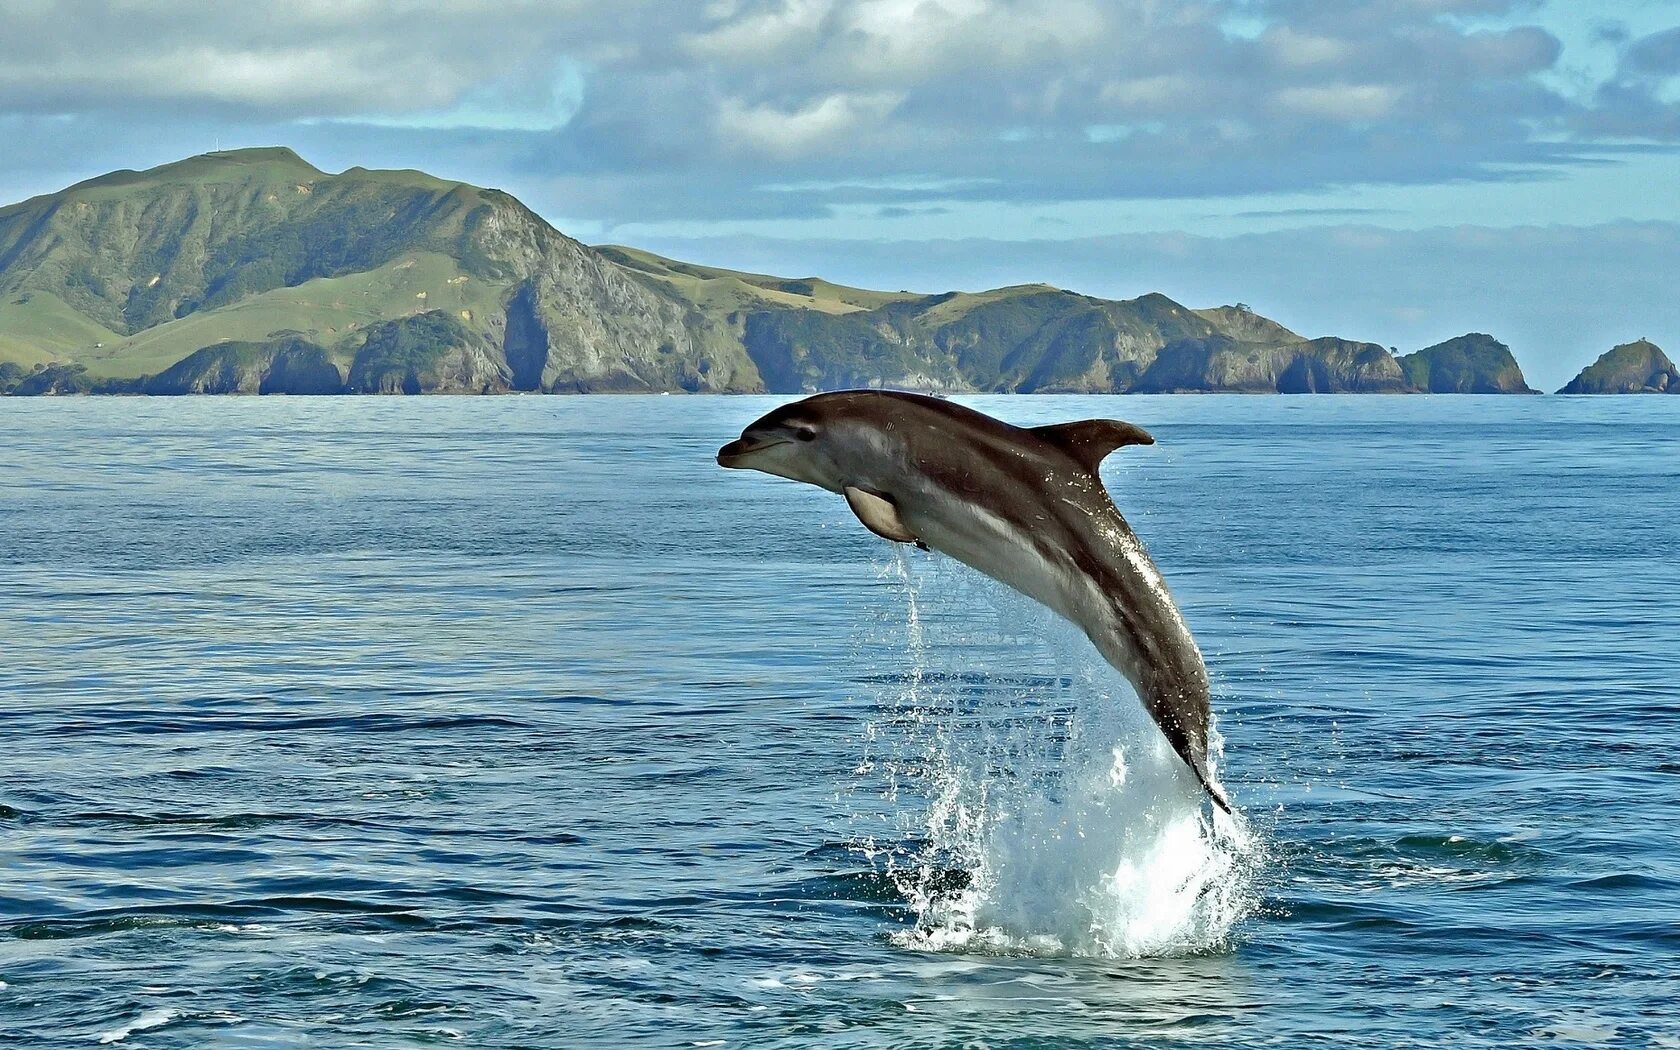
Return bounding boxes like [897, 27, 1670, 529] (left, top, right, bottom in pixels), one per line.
[0, 149, 1665, 396]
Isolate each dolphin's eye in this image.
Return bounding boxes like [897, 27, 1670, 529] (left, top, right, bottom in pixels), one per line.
[794, 427, 818, 442]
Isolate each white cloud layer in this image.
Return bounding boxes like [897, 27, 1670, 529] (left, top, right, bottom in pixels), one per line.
[0, 0, 1675, 221]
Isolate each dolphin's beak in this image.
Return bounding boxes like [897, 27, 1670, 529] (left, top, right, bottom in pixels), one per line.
[716, 436, 787, 469]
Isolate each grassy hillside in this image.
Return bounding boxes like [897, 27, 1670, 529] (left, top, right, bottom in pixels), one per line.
[728, 286, 1404, 394]
[0, 148, 502, 336]
[76, 252, 502, 379]
[1194, 304, 1302, 344]
[0, 148, 753, 392]
[0, 292, 122, 365]
[589, 248, 1433, 394]
[595, 245, 917, 316]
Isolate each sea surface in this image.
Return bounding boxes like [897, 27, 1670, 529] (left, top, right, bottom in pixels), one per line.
[2, 395, 1677, 1048]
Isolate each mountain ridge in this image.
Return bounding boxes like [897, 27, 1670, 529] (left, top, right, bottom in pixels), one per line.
[0, 147, 1637, 397]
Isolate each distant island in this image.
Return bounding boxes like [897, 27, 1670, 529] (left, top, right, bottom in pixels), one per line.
[0, 148, 1666, 396]
[1556, 339, 1679, 394]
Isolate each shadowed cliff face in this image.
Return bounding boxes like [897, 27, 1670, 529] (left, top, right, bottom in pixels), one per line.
[1557, 340, 1679, 394]
[502, 282, 550, 392]
[261, 344, 344, 395]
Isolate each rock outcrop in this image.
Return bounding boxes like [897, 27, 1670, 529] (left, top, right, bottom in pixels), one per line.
[1130, 336, 1410, 393]
[345, 313, 507, 394]
[143, 336, 342, 395]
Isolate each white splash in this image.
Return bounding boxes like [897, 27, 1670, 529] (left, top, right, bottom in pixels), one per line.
[852, 552, 1261, 959]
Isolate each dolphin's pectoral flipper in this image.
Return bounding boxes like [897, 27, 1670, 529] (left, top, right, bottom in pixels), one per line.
[843, 486, 920, 544]
[1031, 419, 1154, 473]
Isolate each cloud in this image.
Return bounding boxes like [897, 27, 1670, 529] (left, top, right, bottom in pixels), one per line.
[0, 0, 1675, 223]
[1265, 27, 1354, 68]
[0, 0, 602, 118]
[1275, 84, 1404, 121]
[717, 91, 905, 157]
[1577, 25, 1680, 139]
[1227, 206, 1398, 218]
[876, 204, 953, 218]
[1625, 26, 1680, 75]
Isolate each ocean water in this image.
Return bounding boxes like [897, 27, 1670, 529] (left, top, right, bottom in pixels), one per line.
[1, 394, 1677, 1048]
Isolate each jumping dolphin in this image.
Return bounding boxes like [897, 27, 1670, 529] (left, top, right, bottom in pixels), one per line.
[717, 390, 1232, 813]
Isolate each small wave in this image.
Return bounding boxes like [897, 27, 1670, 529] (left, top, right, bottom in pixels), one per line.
[40, 710, 532, 738]
[65, 809, 318, 830]
[747, 969, 882, 990]
[1390, 833, 1546, 864]
[1566, 873, 1673, 892]
[1273, 898, 1424, 933]
[7, 896, 426, 940]
[789, 867, 970, 906]
[96, 1007, 179, 1044]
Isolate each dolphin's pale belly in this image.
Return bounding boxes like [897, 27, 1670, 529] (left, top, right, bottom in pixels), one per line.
[901, 489, 1153, 688]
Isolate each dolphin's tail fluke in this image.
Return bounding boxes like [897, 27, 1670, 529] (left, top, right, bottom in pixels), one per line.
[1198, 769, 1235, 816]
[1153, 707, 1236, 815]
[1174, 743, 1234, 815]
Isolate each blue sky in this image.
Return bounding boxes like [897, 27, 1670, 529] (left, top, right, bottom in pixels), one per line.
[1, 0, 1676, 386]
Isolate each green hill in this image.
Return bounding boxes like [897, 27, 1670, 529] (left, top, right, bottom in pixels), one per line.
[0, 148, 753, 393]
[0, 148, 1563, 396]
[1557, 339, 1678, 394]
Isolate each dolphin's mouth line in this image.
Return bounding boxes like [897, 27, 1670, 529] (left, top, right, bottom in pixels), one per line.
[717, 436, 791, 466]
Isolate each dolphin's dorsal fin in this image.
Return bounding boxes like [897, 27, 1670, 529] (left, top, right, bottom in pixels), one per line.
[1030, 419, 1154, 473]
[844, 486, 919, 544]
